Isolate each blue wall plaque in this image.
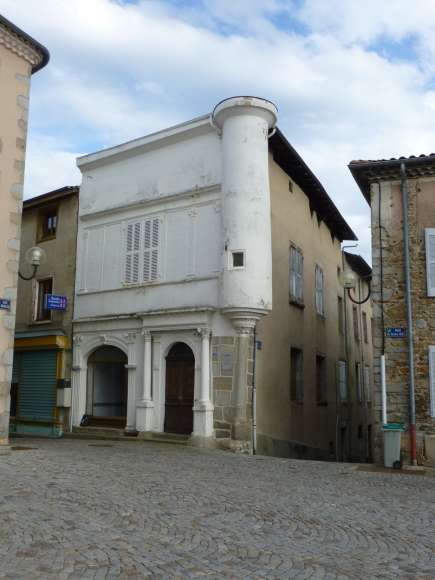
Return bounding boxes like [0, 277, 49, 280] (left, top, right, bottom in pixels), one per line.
[0, 299, 11, 311]
[386, 327, 407, 338]
[45, 294, 67, 311]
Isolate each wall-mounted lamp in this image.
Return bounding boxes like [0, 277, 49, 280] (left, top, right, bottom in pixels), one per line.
[340, 269, 371, 305]
[18, 246, 46, 281]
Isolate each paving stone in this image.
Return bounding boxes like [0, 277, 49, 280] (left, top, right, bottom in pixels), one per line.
[0, 439, 434, 579]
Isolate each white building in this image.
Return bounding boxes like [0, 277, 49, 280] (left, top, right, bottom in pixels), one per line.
[72, 96, 363, 458]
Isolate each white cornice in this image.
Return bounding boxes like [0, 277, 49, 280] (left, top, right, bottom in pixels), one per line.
[0, 23, 42, 70]
[77, 114, 215, 171]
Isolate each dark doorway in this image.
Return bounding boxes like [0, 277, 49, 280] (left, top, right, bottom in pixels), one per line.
[87, 346, 127, 428]
[164, 342, 194, 435]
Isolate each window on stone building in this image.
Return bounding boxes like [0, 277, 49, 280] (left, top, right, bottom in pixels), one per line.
[124, 217, 160, 284]
[34, 277, 53, 322]
[338, 360, 347, 402]
[425, 228, 435, 296]
[353, 306, 360, 342]
[316, 355, 327, 404]
[289, 245, 303, 304]
[315, 264, 325, 316]
[362, 312, 368, 343]
[290, 347, 303, 402]
[429, 346, 435, 418]
[364, 365, 371, 403]
[37, 204, 58, 241]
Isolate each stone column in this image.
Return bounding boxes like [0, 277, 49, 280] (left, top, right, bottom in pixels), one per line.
[193, 327, 214, 439]
[71, 335, 86, 428]
[136, 330, 154, 432]
[124, 333, 137, 433]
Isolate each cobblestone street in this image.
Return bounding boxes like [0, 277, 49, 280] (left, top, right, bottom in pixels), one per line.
[0, 438, 434, 579]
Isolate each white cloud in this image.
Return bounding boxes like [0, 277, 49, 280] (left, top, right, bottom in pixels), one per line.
[23, 135, 82, 198]
[3, 0, 435, 261]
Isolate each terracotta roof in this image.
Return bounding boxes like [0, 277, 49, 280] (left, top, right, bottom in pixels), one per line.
[270, 129, 357, 241]
[23, 186, 79, 209]
[0, 14, 49, 73]
[349, 153, 435, 205]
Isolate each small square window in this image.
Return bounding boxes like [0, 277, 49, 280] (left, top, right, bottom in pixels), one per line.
[38, 205, 58, 241]
[232, 251, 245, 269]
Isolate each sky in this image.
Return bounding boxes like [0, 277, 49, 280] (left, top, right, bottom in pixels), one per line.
[3, 0, 435, 262]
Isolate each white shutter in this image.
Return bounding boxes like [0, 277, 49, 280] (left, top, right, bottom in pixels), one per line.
[315, 265, 324, 315]
[429, 346, 435, 417]
[125, 222, 141, 284]
[290, 246, 303, 301]
[425, 229, 435, 296]
[143, 217, 160, 282]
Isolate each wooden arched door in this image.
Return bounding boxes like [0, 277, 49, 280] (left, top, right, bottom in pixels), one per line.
[164, 342, 194, 435]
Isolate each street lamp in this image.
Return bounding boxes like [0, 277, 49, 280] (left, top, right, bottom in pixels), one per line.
[18, 246, 46, 280]
[340, 269, 371, 305]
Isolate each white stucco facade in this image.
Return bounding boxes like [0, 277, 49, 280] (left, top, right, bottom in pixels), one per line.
[72, 97, 277, 444]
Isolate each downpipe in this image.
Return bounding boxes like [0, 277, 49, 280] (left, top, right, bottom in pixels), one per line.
[251, 325, 257, 455]
[400, 163, 417, 465]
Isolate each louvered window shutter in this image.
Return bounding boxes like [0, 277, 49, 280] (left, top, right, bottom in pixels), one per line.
[125, 222, 141, 283]
[429, 346, 435, 417]
[425, 229, 435, 296]
[143, 218, 160, 282]
[315, 265, 324, 315]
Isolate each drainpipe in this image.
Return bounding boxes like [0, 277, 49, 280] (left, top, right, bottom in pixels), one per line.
[251, 325, 258, 455]
[377, 182, 388, 427]
[400, 163, 417, 465]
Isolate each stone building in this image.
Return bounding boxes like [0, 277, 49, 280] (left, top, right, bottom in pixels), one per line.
[71, 96, 373, 460]
[349, 155, 435, 466]
[11, 186, 79, 437]
[0, 15, 48, 448]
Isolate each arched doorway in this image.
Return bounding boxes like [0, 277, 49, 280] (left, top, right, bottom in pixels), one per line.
[86, 346, 128, 428]
[164, 342, 195, 435]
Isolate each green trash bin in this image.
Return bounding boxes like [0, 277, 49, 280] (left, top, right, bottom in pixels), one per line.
[383, 423, 405, 468]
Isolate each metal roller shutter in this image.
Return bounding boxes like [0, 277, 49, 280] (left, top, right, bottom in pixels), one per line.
[18, 350, 57, 422]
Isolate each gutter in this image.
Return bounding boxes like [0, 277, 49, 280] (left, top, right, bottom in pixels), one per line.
[400, 163, 417, 465]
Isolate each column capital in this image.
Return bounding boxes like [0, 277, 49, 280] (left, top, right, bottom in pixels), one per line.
[123, 332, 137, 344]
[141, 329, 152, 341]
[196, 326, 211, 338]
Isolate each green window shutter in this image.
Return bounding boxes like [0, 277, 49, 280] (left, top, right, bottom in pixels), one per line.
[18, 350, 57, 422]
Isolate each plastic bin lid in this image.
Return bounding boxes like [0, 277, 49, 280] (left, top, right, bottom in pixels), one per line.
[382, 423, 405, 431]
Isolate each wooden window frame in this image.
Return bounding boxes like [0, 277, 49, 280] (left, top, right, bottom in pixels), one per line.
[33, 277, 53, 323]
[289, 244, 304, 306]
[37, 204, 58, 242]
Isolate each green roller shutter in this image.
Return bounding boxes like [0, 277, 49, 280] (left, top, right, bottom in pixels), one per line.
[18, 350, 57, 422]
[12, 352, 21, 383]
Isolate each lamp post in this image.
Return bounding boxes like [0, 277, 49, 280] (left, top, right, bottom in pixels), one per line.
[340, 269, 371, 305]
[18, 246, 46, 281]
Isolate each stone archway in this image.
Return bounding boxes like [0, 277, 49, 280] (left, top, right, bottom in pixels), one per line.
[164, 342, 195, 435]
[86, 345, 128, 428]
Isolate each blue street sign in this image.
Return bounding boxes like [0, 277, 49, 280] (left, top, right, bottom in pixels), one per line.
[0, 299, 10, 311]
[386, 327, 407, 338]
[255, 340, 262, 350]
[45, 294, 67, 311]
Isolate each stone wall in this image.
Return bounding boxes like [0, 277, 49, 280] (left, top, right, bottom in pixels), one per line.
[0, 42, 32, 446]
[212, 334, 254, 451]
[371, 178, 435, 464]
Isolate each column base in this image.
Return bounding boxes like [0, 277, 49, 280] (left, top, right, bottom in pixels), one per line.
[193, 402, 214, 438]
[136, 401, 154, 432]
